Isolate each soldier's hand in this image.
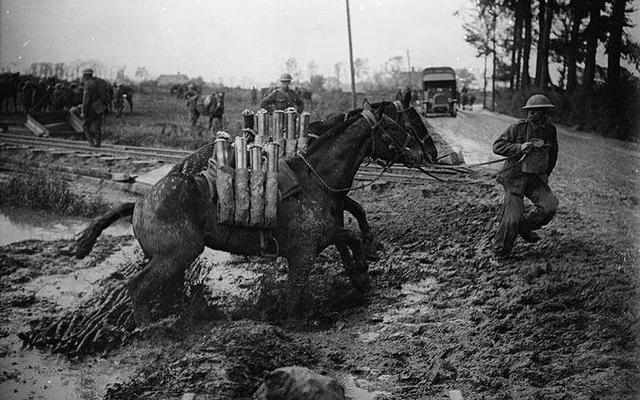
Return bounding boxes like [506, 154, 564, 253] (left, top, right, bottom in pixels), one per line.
[520, 142, 533, 152]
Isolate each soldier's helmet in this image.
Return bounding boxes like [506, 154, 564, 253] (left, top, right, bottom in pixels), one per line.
[188, 83, 195, 89]
[82, 68, 94, 76]
[279, 73, 292, 82]
[522, 94, 555, 109]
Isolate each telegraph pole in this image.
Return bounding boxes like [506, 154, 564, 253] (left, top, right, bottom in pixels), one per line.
[345, 0, 357, 109]
[491, 10, 496, 112]
[406, 49, 412, 87]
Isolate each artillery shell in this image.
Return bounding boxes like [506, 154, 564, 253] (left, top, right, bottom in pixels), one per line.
[298, 112, 310, 137]
[272, 110, 284, 139]
[235, 136, 248, 170]
[285, 108, 297, 140]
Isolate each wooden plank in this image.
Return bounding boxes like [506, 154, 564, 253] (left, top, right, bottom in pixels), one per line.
[24, 114, 49, 137]
[67, 112, 84, 133]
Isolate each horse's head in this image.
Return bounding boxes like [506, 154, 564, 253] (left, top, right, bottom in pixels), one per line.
[360, 100, 423, 169]
[393, 104, 438, 164]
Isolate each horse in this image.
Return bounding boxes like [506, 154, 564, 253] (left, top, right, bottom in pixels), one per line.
[189, 92, 225, 131]
[0, 72, 21, 113]
[461, 92, 476, 110]
[75, 101, 424, 321]
[113, 84, 134, 116]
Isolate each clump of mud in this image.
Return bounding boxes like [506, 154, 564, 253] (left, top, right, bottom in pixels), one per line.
[18, 258, 144, 357]
[105, 320, 318, 400]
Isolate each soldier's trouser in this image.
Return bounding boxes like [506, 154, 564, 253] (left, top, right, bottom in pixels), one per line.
[83, 115, 103, 147]
[492, 176, 559, 256]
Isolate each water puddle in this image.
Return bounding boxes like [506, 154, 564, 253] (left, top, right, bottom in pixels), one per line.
[1, 207, 132, 246]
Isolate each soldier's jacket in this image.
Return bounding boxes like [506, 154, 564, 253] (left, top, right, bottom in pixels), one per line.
[493, 119, 559, 195]
[82, 78, 108, 117]
[260, 88, 303, 113]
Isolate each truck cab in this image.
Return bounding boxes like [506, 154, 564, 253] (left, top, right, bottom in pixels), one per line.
[421, 67, 458, 117]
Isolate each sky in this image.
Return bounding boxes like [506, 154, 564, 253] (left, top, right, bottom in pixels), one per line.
[1, 0, 639, 87]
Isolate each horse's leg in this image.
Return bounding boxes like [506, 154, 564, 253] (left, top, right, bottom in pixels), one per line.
[336, 228, 369, 291]
[344, 196, 382, 261]
[127, 251, 199, 323]
[285, 251, 314, 317]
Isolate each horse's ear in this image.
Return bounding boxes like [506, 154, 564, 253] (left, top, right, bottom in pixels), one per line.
[362, 99, 371, 110]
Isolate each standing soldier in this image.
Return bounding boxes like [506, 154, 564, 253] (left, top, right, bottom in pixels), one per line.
[491, 94, 559, 261]
[260, 73, 303, 113]
[80, 68, 107, 147]
[251, 86, 258, 105]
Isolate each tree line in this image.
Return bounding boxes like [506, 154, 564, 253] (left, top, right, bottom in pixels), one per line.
[463, 0, 639, 140]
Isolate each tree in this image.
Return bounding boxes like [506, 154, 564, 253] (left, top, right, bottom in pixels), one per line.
[284, 57, 301, 82]
[309, 74, 326, 92]
[307, 61, 318, 81]
[354, 57, 369, 82]
[456, 68, 477, 87]
[334, 62, 343, 86]
[583, 0, 606, 87]
[535, 0, 556, 90]
[135, 66, 150, 81]
[606, 0, 628, 90]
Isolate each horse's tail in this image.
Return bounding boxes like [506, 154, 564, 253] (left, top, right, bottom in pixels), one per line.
[75, 202, 135, 259]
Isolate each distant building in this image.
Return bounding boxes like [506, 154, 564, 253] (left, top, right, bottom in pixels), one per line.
[156, 73, 189, 86]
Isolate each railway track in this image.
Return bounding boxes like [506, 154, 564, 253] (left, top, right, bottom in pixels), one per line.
[0, 132, 465, 186]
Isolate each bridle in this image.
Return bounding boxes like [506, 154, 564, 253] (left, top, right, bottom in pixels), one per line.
[392, 100, 437, 165]
[299, 107, 422, 193]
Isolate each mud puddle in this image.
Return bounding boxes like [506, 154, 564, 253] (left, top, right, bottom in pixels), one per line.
[1, 207, 132, 246]
[0, 227, 257, 400]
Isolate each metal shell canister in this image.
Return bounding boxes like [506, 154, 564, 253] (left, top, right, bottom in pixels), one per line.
[234, 136, 248, 169]
[255, 109, 269, 146]
[298, 112, 310, 138]
[272, 110, 284, 139]
[213, 137, 229, 167]
[285, 108, 297, 140]
[248, 144, 263, 171]
[265, 142, 280, 172]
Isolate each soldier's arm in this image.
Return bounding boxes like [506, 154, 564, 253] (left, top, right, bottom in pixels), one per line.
[546, 126, 559, 176]
[492, 124, 521, 157]
[82, 82, 91, 115]
[259, 91, 276, 111]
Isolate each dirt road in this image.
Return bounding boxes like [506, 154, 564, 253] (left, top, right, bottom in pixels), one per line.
[1, 108, 638, 399]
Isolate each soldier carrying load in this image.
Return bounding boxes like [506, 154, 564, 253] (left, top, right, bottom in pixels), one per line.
[260, 73, 303, 113]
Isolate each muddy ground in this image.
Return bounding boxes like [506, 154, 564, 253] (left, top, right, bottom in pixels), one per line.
[1, 109, 639, 399]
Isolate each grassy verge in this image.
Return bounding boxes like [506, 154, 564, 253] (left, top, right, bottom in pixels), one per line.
[0, 171, 108, 217]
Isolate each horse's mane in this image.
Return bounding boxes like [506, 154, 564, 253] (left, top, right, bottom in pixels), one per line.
[305, 114, 363, 155]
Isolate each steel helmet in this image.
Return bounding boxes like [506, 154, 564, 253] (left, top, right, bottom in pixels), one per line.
[82, 68, 94, 76]
[522, 94, 555, 109]
[279, 73, 292, 82]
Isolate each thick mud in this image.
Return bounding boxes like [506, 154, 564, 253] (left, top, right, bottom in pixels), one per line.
[1, 110, 638, 399]
[1, 169, 638, 399]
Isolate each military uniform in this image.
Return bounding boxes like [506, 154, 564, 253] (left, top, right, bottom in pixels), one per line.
[492, 118, 559, 256]
[260, 87, 303, 113]
[81, 75, 107, 147]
